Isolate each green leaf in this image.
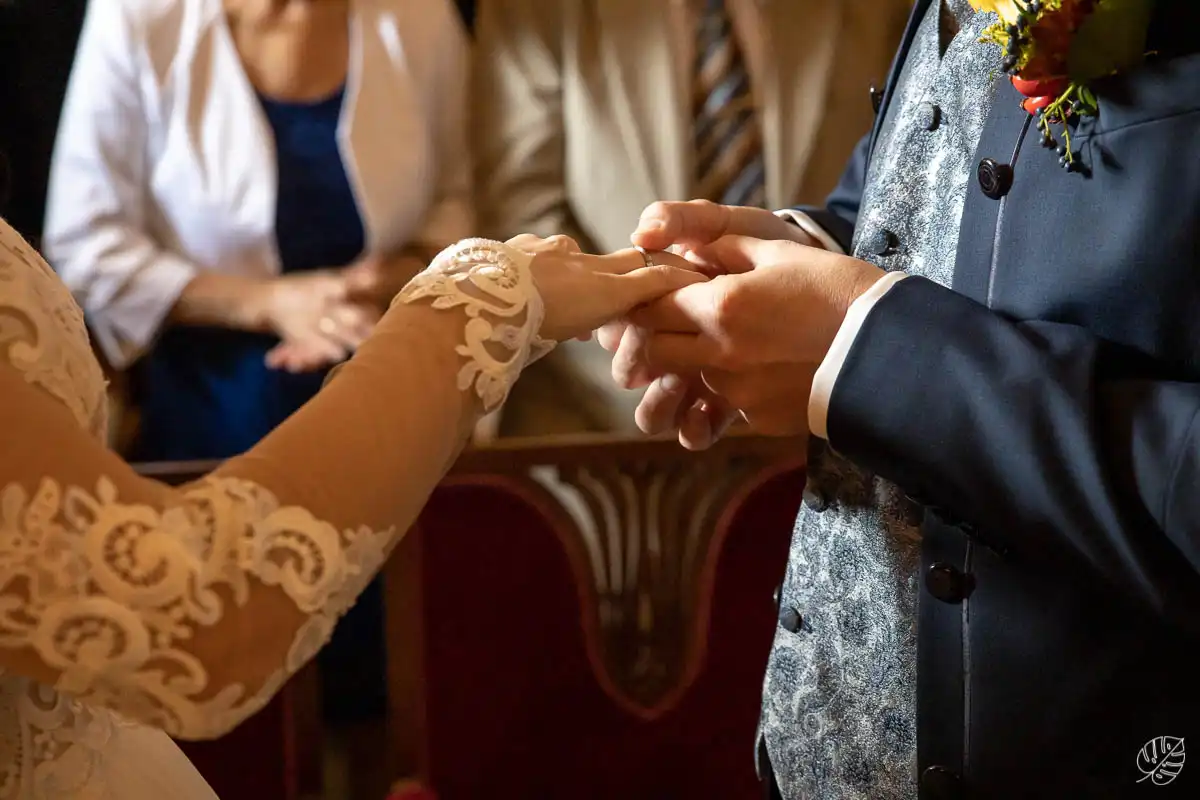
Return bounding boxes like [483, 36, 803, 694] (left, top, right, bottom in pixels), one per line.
[1067, 0, 1155, 83]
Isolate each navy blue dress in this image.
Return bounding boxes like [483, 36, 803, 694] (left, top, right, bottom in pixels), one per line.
[130, 86, 364, 462]
[131, 86, 385, 721]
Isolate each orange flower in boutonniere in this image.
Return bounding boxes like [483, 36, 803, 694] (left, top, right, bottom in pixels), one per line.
[972, 0, 1156, 171]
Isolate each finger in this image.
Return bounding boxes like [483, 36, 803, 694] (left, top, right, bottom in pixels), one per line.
[612, 325, 657, 389]
[692, 235, 800, 274]
[591, 247, 695, 276]
[596, 320, 627, 352]
[267, 344, 315, 373]
[627, 279, 725, 333]
[338, 305, 379, 346]
[264, 343, 289, 370]
[678, 399, 714, 451]
[634, 373, 693, 435]
[293, 336, 347, 370]
[631, 200, 732, 251]
[631, 201, 792, 251]
[608, 265, 710, 322]
[579, 266, 707, 346]
[703, 364, 816, 437]
[679, 386, 740, 450]
[643, 331, 723, 374]
[282, 351, 322, 374]
[319, 311, 370, 351]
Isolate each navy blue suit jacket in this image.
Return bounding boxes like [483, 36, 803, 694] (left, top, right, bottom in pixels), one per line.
[796, 1, 1200, 796]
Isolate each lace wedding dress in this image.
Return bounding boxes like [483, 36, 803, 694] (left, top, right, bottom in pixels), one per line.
[0, 217, 550, 798]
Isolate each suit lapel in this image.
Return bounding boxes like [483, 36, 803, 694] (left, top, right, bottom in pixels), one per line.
[592, 0, 689, 200]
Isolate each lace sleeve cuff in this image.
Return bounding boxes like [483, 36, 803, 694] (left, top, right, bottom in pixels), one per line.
[394, 238, 555, 411]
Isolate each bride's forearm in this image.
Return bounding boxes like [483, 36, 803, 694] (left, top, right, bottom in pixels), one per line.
[219, 301, 483, 524]
[0, 298, 484, 741]
[249, 298, 483, 542]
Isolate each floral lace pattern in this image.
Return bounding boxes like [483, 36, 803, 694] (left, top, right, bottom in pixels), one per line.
[0, 235, 106, 442]
[0, 218, 395, 798]
[396, 238, 555, 411]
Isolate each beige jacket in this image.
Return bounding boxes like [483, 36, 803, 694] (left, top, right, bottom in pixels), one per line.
[473, 0, 912, 437]
[474, 0, 912, 253]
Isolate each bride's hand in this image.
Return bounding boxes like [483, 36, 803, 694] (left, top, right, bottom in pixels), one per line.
[506, 234, 707, 342]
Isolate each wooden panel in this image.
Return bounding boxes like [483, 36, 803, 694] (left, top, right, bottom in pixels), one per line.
[386, 433, 804, 799]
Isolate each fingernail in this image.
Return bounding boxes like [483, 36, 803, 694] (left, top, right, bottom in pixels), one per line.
[637, 220, 666, 235]
[659, 373, 685, 392]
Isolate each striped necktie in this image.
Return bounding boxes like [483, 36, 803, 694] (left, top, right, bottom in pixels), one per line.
[693, 0, 766, 207]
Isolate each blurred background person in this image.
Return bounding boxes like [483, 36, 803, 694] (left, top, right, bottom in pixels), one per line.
[45, 0, 470, 461]
[474, 0, 911, 438]
[42, 0, 471, 781]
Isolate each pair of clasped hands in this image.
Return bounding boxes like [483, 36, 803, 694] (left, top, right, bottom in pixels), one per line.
[524, 200, 885, 450]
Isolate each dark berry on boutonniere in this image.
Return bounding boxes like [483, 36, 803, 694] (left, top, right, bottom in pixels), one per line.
[974, 0, 1155, 169]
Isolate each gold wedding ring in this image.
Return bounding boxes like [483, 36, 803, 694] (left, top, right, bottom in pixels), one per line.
[635, 246, 657, 269]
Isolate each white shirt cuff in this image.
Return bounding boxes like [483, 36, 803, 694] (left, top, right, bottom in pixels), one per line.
[808, 271, 910, 441]
[774, 209, 845, 255]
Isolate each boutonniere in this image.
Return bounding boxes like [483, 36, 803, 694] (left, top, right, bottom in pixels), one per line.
[971, 0, 1155, 170]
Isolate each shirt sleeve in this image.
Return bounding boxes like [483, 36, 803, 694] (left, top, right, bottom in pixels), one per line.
[807, 271, 909, 439]
[772, 208, 909, 440]
[773, 209, 847, 255]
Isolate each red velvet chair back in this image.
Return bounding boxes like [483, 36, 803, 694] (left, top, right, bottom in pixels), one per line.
[387, 436, 803, 799]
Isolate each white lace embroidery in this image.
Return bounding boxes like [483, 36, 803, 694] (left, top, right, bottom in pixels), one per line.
[1, 475, 391, 737]
[395, 238, 555, 411]
[0, 219, 393, 798]
[0, 236, 106, 442]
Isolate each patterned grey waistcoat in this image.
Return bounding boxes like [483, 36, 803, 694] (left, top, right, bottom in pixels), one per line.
[759, 3, 1003, 798]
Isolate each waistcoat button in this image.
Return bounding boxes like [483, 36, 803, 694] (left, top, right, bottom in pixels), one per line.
[865, 228, 901, 256]
[870, 84, 884, 113]
[978, 157, 1014, 199]
[919, 101, 942, 131]
[925, 562, 974, 604]
[802, 486, 831, 513]
[779, 607, 803, 633]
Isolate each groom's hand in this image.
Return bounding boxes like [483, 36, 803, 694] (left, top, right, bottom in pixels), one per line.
[630, 200, 818, 253]
[622, 235, 883, 442]
[601, 201, 820, 368]
[596, 200, 825, 448]
[605, 200, 819, 369]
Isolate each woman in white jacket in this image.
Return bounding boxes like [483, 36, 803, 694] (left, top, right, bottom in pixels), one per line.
[44, 0, 473, 461]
